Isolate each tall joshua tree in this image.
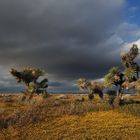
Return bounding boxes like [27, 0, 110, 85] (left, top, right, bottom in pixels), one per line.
[105, 44, 140, 96]
[10, 67, 48, 99]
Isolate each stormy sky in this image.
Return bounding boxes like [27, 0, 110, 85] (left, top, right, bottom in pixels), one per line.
[0, 0, 140, 92]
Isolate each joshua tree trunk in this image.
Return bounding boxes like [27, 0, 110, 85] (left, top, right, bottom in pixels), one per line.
[117, 85, 122, 97]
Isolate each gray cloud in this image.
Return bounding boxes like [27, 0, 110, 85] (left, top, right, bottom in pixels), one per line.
[0, 0, 128, 91]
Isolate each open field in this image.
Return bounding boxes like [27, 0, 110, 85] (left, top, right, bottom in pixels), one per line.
[0, 94, 140, 140]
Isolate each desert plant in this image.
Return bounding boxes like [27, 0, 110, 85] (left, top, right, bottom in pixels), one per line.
[76, 78, 104, 99]
[88, 93, 94, 100]
[104, 44, 140, 97]
[104, 67, 124, 96]
[106, 90, 116, 106]
[10, 67, 48, 99]
[124, 68, 137, 82]
[121, 44, 139, 78]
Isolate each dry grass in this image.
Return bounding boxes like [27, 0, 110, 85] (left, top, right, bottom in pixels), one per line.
[0, 94, 42, 116]
[0, 94, 140, 140]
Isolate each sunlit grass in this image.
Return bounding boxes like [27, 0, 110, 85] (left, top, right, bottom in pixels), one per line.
[0, 94, 140, 140]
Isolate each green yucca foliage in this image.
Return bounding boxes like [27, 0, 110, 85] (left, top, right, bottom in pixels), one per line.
[109, 67, 120, 75]
[22, 67, 45, 79]
[10, 67, 45, 83]
[124, 68, 136, 80]
[104, 67, 120, 87]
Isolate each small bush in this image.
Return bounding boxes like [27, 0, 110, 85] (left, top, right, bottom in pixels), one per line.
[88, 94, 94, 100]
[75, 97, 85, 102]
[42, 92, 49, 99]
[106, 90, 117, 107]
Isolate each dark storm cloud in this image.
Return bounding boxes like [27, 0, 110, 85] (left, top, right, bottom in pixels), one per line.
[0, 0, 126, 90]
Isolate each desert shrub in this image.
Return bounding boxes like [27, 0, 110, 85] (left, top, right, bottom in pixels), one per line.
[106, 90, 123, 108]
[75, 96, 85, 102]
[42, 92, 49, 99]
[106, 90, 116, 107]
[108, 95, 115, 106]
[88, 94, 94, 100]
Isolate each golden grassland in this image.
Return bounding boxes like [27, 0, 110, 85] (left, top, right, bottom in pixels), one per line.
[0, 94, 140, 140]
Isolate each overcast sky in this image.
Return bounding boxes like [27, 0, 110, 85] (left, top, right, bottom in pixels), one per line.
[0, 0, 140, 92]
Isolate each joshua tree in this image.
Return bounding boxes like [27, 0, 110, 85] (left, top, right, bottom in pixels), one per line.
[76, 78, 104, 99]
[10, 67, 48, 100]
[105, 44, 140, 97]
[104, 67, 124, 96]
[120, 45, 140, 93]
[121, 44, 139, 79]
